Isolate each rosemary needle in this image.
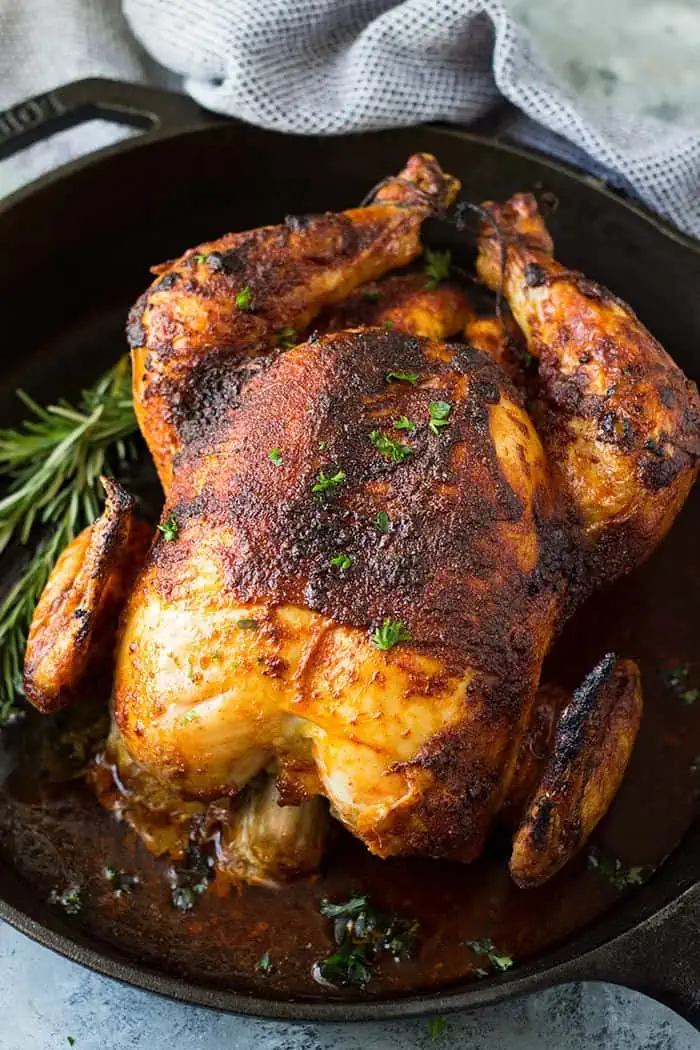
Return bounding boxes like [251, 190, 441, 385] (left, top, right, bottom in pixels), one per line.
[0, 355, 139, 725]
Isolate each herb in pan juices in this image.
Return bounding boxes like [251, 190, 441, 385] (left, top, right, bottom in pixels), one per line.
[587, 848, 652, 891]
[465, 938, 514, 973]
[313, 895, 420, 987]
[166, 842, 215, 911]
[660, 663, 699, 704]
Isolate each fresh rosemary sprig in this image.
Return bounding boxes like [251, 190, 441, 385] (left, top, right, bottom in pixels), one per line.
[0, 355, 139, 726]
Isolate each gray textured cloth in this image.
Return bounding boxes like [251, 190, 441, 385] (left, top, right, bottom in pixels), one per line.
[121, 0, 700, 237]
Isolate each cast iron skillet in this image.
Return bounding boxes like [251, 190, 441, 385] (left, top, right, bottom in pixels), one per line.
[1, 78, 700, 1026]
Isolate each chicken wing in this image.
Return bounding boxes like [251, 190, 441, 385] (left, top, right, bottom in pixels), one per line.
[24, 479, 151, 713]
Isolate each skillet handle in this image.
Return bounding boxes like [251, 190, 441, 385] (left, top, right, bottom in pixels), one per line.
[0, 78, 212, 162]
[562, 880, 700, 1030]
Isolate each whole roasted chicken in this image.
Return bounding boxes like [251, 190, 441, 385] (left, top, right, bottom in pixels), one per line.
[24, 154, 700, 888]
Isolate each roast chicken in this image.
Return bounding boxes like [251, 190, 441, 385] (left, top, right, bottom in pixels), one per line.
[24, 154, 700, 888]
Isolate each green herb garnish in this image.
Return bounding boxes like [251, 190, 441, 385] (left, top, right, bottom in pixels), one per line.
[373, 511, 391, 534]
[104, 865, 139, 896]
[371, 618, 411, 650]
[255, 951, 273, 974]
[466, 938, 514, 973]
[424, 247, 451, 290]
[314, 895, 420, 988]
[370, 430, 412, 463]
[428, 400, 452, 436]
[319, 441, 328, 451]
[383, 320, 394, 330]
[268, 447, 283, 466]
[49, 885, 82, 916]
[157, 513, 179, 541]
[660, 664, 699, 704]
[330, 552, 352, 570]
[235, 286, 253, 311]
[0, 356, 138, 727]
[393, 416, 415, 431]
[67, 1039, 76, 1047]
[236, 618, 259, 630]
[192, 253, 208, 263]
[181, 710, 201, 724]
[587, 849, 652, 891]
[362, 289, 382, 303]
[167, 844, 214, 911]
[312, 469, 346, 495]
[386, 371, 419, 385]
[275, 326, 297, 349]
[427, 1017, 447, 1042]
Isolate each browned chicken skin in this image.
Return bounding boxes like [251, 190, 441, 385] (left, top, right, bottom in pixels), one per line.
[24, 157, 700, 888]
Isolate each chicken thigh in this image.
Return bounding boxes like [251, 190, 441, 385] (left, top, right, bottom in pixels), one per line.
[24, 156, 700, 887]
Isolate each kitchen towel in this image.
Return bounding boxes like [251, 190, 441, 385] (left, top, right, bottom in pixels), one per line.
[121, 0, 700, 237]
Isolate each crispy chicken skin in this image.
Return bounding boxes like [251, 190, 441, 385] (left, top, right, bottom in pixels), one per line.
[24, 161, 700, 887]
[24, 479, 151, 713]
[128, 153, 459, 490]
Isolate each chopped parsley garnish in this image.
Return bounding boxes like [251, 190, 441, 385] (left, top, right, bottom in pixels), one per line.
[330, 552, 352, 570]
[157, 513, 179, 541]
[424, 247, 452, 290]
[427, 1017, 447, 1042]
[255, 951, 273, 974]
[587, 848, 652, 891]
[236, 618, 259, 630]
[192, 253, 208, 263]
[319, 441, 328, 451]
[383, 319, 394, 330]
[466, 938, 514, 973]
[393, 415, 416, 431]
[386, 370, 419, 385]
[428, 400, 452, 435]
[371, 618, 411, 650]
[660, 663, 699, 704]
[275, 325, 297, 349]
[312, 469, 346, 495]
[181, 710, 200, 724]
[268, 447, 283, 466]
[49, 885, 82, 916]
[362, 289, 382, 303]
[235, 286, 253, 310]
[370, 430, 412, 463]
[373, 511, 391, 534]
[167, 843, 214, 911]
[313, 895, 420, 988]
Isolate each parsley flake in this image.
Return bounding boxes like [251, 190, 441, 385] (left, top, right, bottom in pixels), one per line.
[427, 1017, 447, 1042]
[371, 618, 411, 650]
[424, 247, 452, 290]
[386, 370, 419, 385]
[157, 513, 179, 541]
[319, 441, 328, 451]
[275, 325, 297, 349]
[393, 415, 415, 431]
[370, 430, 412, 463]
[373, 511, 391, 534]
[466, 938, 514, 973]
[314, 895, 420, 988]
[660, 663, 699, 704]
[49, 885, 82, 916]
[312, 469, 346, 495]
[330, 552, 352, 570]
[383, 320, 394, 330]
[255, 951, 273, 974]
[235, 286, 253, 311]
[192, 253, 208, 263]
[428, 400, 452, 436]
[362, 289, 382, 303]
[587, 848, 652, 891]
[268, 447, 283, 466]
